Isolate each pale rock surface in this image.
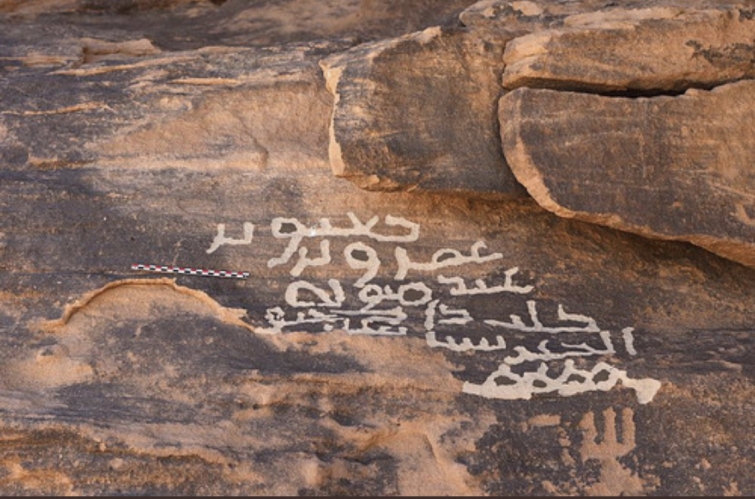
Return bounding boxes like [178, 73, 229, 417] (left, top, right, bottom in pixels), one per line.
[318, 0, 585, 196]
[0, 0, 475, 49]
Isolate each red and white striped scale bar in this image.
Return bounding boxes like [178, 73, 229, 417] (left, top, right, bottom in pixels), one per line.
[131, 263, 249, 280]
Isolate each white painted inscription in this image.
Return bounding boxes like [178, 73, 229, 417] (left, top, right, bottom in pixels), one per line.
[462, 360, 662, 405]
[209, 212, 662, 404]
[206, 222, 254, 254]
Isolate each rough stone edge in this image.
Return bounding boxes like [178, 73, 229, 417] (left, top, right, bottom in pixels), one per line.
[318, 27, 446, 191]
[37, 278, 256, 333]
[502, 6, 755, 93]
[499, 88, 755, 269]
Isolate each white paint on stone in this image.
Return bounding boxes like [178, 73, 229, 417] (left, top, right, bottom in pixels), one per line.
[206, 222, 254, 254]
[502, 330, 615, 365]
[211, 212, 661, 403]
[395, 241, 503, 280]
[463, 359, 662, 404]
[426, 331, 507, 352]
[438, 266, 534, 295]
[485, 301, 600, 334]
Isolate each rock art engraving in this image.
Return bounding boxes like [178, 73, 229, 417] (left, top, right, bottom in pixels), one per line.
[501, 330, 614, 365]
[485, 301, 600, 334]
[437, 268, 534, 295]
[285, 279, 346, 308]
[622, 328, 637, 356]
[735, 202, 755, 228]
[210, 213, 661, 404]
[522, 408, 658, 494]
[425, 331, 507, 352]
[267, 212, 420, 271]
[578, 408, 651, 495]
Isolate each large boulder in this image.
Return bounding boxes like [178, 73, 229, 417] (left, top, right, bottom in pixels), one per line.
[500, 80, 755, 269]
[320, 26, 525, 196]
[501, 5, 755, 92]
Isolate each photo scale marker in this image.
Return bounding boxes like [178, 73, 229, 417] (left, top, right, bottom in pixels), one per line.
[131, 263, 249, 279]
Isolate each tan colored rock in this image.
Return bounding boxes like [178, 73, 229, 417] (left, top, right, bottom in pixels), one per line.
[4, 105, 755, 493]
[0, 39, 335, 171]
[1, 0, 755, 496]
[460, 0, 559, 37]
[320, 27, 526, 196]
[502, 5, 755, 92]
[319, 1, 755, 197]
[500, 80, 755, 268]
[0, 0, 475, 49]
[318, 0, 592, 197]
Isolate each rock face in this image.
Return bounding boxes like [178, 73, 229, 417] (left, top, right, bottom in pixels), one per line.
[494, 1, 755, 270]
[317, 0, 603, 196]
[0, 0, 475, 49]
[1, 0, 755, 496]
[0, 43, 334, 172]
[321, 26, 526, 196]
[500, 80, 755, 268]
[4, 148, 755, 495]
[501, 5, 755, 92]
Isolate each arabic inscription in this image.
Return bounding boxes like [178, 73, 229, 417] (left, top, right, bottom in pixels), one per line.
[207, 212, 662, 404]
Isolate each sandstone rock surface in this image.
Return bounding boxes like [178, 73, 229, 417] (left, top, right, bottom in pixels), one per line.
[0, 43, 334, 172]
[4, 140, 755, 494]
[318, 0, 601, 196]
[318, 0, 590, 196]
[0, 0, 474, 49]
[321, 26, 526, 196]
[320, 1, 755, 201]
[502, 5, 755, 92]
[0, 0, 754, 496]
[500, 80, 755, 268]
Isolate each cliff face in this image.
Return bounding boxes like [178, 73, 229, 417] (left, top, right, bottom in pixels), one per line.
[0, 0, 753, 495]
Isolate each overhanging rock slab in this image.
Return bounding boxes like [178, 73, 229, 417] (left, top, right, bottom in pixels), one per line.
[502, 5, 755, 93]
[500, 80, 755, 268]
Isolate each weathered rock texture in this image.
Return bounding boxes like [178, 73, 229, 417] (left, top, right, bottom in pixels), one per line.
[491, 1, 755, 269]
[0, 0, 754, 496]
[0, 0, 475, 49]
[502, 5, 755, 93]
[4, 151, 755, 495]
[319, 0, 582, 196]
[321, 0, 755, 205]
[321, 26, 526, 196]
[0, 44, 334, 173]
[500, 81, 755, 268]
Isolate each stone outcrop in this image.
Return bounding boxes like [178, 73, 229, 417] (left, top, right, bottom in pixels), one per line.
[4, 136, 755, 494]
[318, 0, 583, 196]
[0, 0, 475, 49]
[492, 1, 755, 269]
[501, 5, 755, 92]
[317, 0, 604, 196]
[500, 80, 755, 268]
[1, 0, 754, 496]
[320, 27, 526, 196]
[0, 43, 334, 172]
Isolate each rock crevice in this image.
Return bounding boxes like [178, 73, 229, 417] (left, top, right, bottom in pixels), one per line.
[318, 0, 754, 268]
